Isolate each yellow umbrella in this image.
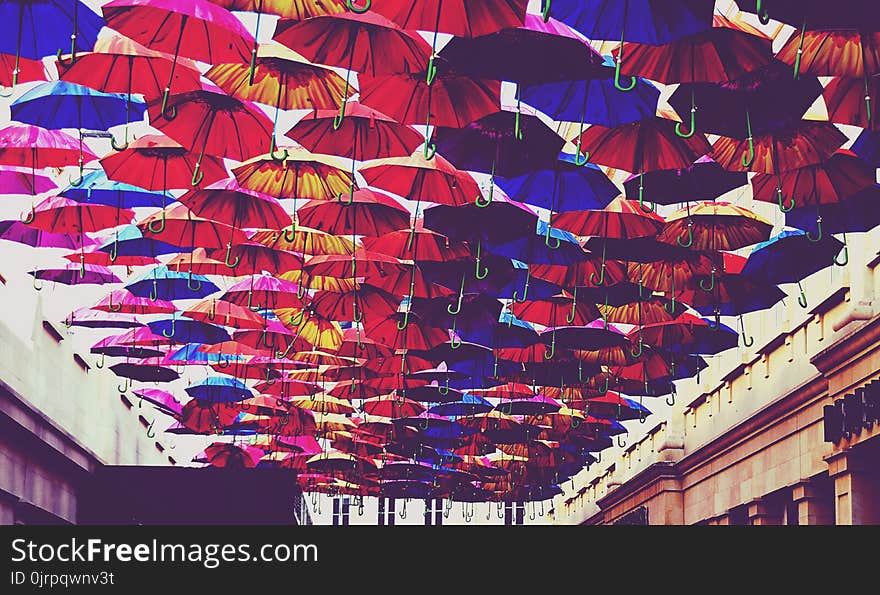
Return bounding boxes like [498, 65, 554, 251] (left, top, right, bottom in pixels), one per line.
[251, 226, 355, 256]
[657, 201, 773, 250]
[291, 394, 356, 415]
[232, 149, 355, 203]
[279, 270, 359, 293]
[275, 306, 344, 352]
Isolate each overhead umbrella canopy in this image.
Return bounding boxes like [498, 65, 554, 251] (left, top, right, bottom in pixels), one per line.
[0, 0, 869, 505]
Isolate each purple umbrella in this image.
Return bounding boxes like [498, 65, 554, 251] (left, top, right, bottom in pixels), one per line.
[622, 158, 748, 206]
[132, 387, 183, 416]
[65, 306, 142, 329]
[0, 220, 98, 250]
[30, 264, 120, 288]
[0, 170, 56, 195]
[496, 394, 562, 416]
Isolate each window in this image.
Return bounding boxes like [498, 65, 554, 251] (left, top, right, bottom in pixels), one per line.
[378, 498, 395, 526]
[504, 501, 525, 525]
[332, 497, 350, 526]
[424, 498, 443, 526]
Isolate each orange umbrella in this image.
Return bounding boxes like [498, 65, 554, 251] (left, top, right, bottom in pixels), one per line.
[656, 201, 772, 251]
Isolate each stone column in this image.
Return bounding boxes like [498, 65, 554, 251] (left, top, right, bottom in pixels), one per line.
[791, 482, 834, 525]
[748, 499, 782, 525]
[827, 451, 880, 525]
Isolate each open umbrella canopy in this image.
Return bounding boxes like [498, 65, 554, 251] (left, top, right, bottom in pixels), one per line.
[3, 0, 867, 504]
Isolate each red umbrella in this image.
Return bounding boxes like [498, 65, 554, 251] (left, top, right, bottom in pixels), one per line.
[613, 16, 772, 84]
[286, 102, 423, 166]
[511, 293, 599, 327]
[359, 154, 480, 208]
[0, 52, 45, 89]
[296, 190, 410, 237]
[823, 76, 880, 129]
[371, 0, 527, 37]
[179, 399, 241, 433]
[273, 11, 430, 124]
[138, 204, 249, 249]
[147, 90, 274, 185]
[222, 275, 305, 310]
[0, 124, 98, 169]
[573, 117, 712, 188]
[204, 442, 262, 468]
[100, 135, 228, 191]
[336, 327, 393, 360]
[63, 246, 159, 268]
[358, 71, 501, 153]
[206, 242, 304, 276]
[167, 248, 229, 277]
[362, 395, 425, 418]
[531, 260, 628, 289]
[177, 181, 291, 231]
[93, 289, 177, 315]
[28, 196, 134, 234]
[311, 286, 399, 327]
[234, 319, 311, 355]
[103, 0, 255, 112]
[552, 197, 665, 239]
[750, 150, 876, 209]
[304, 250, 402, 280]
[363, 311, 449, 351]
[361, 224, 470, 262]
[184, 298, 267, 330]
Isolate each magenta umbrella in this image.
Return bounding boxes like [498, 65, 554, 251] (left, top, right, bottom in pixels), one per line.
[30, 264, 121, 289]
[0, 220, 98, 250]
[0, 170, 56, 195]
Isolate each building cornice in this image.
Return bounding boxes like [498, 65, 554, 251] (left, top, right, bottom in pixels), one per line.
[810, 314, 880, 376]
[593, 461, 679, 512]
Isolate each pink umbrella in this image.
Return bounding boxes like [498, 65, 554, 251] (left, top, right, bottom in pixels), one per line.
[0, 169, 56, 195]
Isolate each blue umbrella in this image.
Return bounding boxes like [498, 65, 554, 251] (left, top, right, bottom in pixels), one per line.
[125, 266, 218, 301]
[185, 377, 252, 404]
[166, 343, 243, 364]
[521, 65, 660, 128]
[666, 318, 739, 355]
[62, 170, 171, 209]
[457, 312, 540, 349]
[786, 185, 880, 236]
[497, 262, 563, 301]
[850, 127, 880, 168]
[0, 1, 104, 74]
[485, 224, 587, 266]
[11, 81, 146, 132]
[741, 230, 846, 308]
[147, 315, 231, 345]
[97, 225, 189, 261]
[496, 153, 619, 214]
[429, 394, 494, 417]
[550, 0, 714, 45]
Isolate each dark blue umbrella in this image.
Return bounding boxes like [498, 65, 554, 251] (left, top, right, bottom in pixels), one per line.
[741, 230, 845, 295]
[486, 223, 587, 266]
[851, 129, 880, 168]
[62, 170, 171, 209]
[0, 0, 104, 61]
[550, 0, 714, 45]
[496, 153, 618, 214]
[521, 64, 660, 128]
[622, 160, 748, 206]
[97, 225, 188, 260]
[11, 81, 146, 132]
[497, 263, 563, 301]
[147, 316, 231, 345]
[785, 185, 880, 235]
[457, 312, 540, 350]
[429, 394, 494, 417]
[184, 377, 252, 404]
[667, 319, 739, 355]
[125, 267, 218, 301]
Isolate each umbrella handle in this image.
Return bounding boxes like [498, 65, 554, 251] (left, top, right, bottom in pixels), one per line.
[589, 263, 605, 287]
[834, 236, 849, 267]
[544, 224, 561, 249]
[513, 268, 530, 303]
[337, 183, 355, 205]
[793, 19, 806, 79]
[289, 309, 305, 326]
[475, 241, 489, 280]
[666, 391, 675, 407]
[147, 210, 166, 235]
[247, 290, 262, 312]
[617, 434, 627, 448]
[542, 0, 552, 22]
[574, 114, 590, 166]
[396, 308, 410, 331]
[187, 273, 202, 292]
[631, 337, 643, 358]
[777, 188, 795, 212]
[118, 378, 130, 393]
[191, 162, 205, 187]
[108, 292, 122, 312]
[805, 216, 822, 242]
[146, 420, 156, 439]
[21, 202, 35, 224]
[69, 166, 84, 187]
[0, 63, 18, 98]
[475, 160, 495, 207]
[674, 90, 696, 138]
[614, 28, 637, 92]
[56, 37, 78, 67]
[756, 0, 771, 24]
[95, 353, 105, 369]
[31, 272, 42, 291]
[347, 0, 371, 13]
[265, 367, 276, 386]
[270, 143, 289, 163]
[296, 282, 308, 299]
[797, 287, 808, 309]
[676, 222, 694, 248]
[447, 274, 465, 315]
[110, 130, 129, 152]
[426, 56, 438, 86]
[450, 333, 462, 350]
[109, 235, 119, 263]
[739, 315, 754, 348]
[543, 331, 556, 360]
[638, 185, 655, 213]
[352, 294, 363, 323]
[161, 317, 176, 338]
[223, 243, 240, 269]
[741, 111, 755, 167]
[699, 268, 716, 292]
[283, 225, 296, 242]
[566, 289, 579, 324]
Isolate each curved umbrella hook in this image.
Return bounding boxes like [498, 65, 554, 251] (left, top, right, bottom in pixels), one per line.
[347, 0, 371, 13]
[447, 274, 465, 315]
[614, 27, 637, 92]
[741, 111, 755, 168]
[805, 216, 822, 242]
[475, 241, 489, 280]
[161, 316, 175, 339]
[739, 314, 754, 347]
[699, 268, 716, 292]
[475, 161, 495, 207]
[675, 89, 696, 138]
[797, 280, 808, 309]
[834, 233, 849, 267]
